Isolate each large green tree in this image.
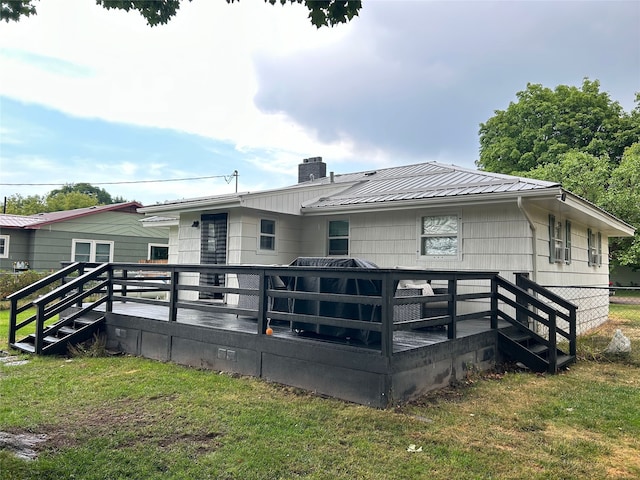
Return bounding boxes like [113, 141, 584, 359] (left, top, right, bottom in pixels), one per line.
[603, 144, 640, 269]
[477, 79, 639, 173]
[48, 183, 120, 205]
[4, 183, 126, 215]
[477, 79, 640, 270]
[1, 0, 361, 28]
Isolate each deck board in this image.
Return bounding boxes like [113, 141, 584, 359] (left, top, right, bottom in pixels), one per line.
[100, 301, 503, 354]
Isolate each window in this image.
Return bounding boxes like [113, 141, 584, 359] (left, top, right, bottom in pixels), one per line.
[564, 221, 572, 264]
[549, 215, 563, 263]
[148, 244, 169, 261]
[420, 215, 458, 256]
[0, 235, 8, 258]
[259, 219, 276, 251]
[587, 229, 602, 267]
[549, 216, 572, 264]
[328, 220, 349, 256]
[72, 239, 114, 263]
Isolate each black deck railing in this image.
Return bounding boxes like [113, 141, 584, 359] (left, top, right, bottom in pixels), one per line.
[7, 263, 576, 364]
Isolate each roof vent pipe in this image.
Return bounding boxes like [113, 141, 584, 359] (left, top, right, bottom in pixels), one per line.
[330, 171, 334, 183]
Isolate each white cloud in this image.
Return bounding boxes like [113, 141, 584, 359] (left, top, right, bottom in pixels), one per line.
[0, 0, 360, 172]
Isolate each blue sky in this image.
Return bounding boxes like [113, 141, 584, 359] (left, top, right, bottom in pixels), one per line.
[1, 0, 638, 205]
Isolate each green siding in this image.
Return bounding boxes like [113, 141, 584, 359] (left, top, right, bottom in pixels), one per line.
[3, 211, 168, 271]
[0, 229, 31, 271]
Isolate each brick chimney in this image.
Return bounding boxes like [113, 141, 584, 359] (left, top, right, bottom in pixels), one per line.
[298, 156, 327, 183]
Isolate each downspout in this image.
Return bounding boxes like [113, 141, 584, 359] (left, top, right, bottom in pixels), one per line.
[517, 196, 537, 283]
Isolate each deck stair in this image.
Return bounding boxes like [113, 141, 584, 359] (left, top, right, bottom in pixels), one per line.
[11, 312, 105, 356]
[498, 325, 575, 373]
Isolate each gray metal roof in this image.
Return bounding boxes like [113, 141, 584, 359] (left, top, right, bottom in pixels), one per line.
[303, 162, 559, 209]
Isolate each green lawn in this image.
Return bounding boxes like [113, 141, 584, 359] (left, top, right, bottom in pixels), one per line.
[1, 307, 639, 479]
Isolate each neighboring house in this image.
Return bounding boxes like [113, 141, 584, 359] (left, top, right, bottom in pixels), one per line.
[0, 202, 169, 271]
[138, 158, 635, 333]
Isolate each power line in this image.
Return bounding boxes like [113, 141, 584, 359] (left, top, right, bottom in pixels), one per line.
[0, 172, 238, 186]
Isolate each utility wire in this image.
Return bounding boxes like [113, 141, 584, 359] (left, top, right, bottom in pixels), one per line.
[0, 172, 238, 186]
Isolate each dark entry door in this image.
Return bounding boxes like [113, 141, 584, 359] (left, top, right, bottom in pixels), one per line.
[199, 213, 228, 299]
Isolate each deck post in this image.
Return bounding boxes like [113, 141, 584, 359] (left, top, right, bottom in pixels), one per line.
[169, 269, 179, 322]
[548, 311, 558, 373]
[447, 278, 457, 339]
[380, 273, 394, 358]
[121, 268, 128, 303]
[569, 305, 577, 357]
[257, 270, 268, 334]
[8, 298, 17, 345]
[35, 302, 45, 354]
[490, 275, 498, 329]
[106, 266, 113, 313]
[515, 272, 530, 326]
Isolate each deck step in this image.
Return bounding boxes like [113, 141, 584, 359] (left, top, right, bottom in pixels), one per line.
[75, 318, 96, 326]
[529, 343, 548, 355]
[10, 342, 36, 353]
[43, 335, 63, 344]
[506, 331, 533, 343]
[557, 354, 575, 369]
[58, 326, 76, 335]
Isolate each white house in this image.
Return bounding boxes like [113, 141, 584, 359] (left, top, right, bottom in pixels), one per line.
[139, 158, 634, 333]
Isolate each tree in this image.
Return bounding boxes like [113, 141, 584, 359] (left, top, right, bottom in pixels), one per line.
[46, 191, 100, 211]
[1, 0, 362, 28]
[4, 194, 47, 215]
[603, 143, 640, 269]
[524, 151, 610, 205]
[48, 183, 115, 205]
[4, 183, 123, 215]
[477, 79, 639, 173]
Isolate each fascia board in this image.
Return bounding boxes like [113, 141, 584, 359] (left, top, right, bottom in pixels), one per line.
[561, 193, 635, 236]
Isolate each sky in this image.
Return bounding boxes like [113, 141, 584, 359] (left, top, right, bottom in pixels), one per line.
[0, 0, 638, 206]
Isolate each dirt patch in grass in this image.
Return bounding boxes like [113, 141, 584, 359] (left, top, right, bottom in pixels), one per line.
[3, 396, 224, 460]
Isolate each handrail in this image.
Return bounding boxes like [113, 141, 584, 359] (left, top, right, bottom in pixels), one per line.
[514, 273, 577, 357]
[8, 262, 86, 345]
[9, 263, 111, 353]
[495, 274, 577, 371]
[9, 262, 576, 367]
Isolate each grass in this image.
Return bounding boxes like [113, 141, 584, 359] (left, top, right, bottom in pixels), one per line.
[1, 307, 639, 479]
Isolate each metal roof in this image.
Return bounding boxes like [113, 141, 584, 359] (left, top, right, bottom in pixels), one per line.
[303, 162, 559, 209]
[0, 202, 143, 229]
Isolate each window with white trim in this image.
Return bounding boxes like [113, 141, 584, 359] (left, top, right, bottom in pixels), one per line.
[148, 243, 169, 261]
[259, 219, 276, 251]
[420, 214, 459, 256]
[549, 215, 572, 264]
[0, 235, 8, 258]
[72, 239, 114, 263]
[564, 221, 572, 264]
[587, 229, 602, 267]
[328, 219, 349, 256]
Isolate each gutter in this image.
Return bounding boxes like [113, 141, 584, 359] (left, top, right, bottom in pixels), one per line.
[517, 196, 537, 282]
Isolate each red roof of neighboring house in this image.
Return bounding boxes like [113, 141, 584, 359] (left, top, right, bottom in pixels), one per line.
[0, 202, 143, 229]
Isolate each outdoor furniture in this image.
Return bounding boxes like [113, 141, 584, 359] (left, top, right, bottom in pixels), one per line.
[284, 257, 382, 344]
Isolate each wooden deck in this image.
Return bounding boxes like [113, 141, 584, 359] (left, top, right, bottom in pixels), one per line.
[9, 262, 576, 407]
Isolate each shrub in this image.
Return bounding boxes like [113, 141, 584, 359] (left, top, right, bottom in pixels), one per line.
[0, 270, 52, 301]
